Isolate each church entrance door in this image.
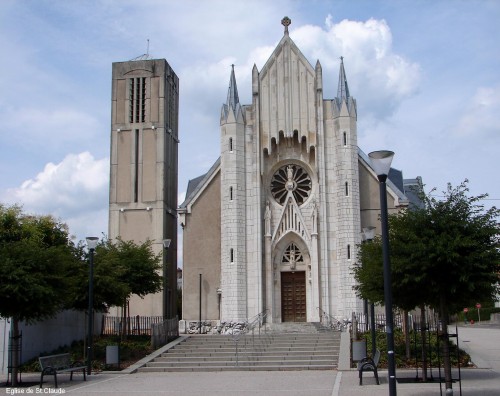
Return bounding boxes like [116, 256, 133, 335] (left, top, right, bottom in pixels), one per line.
[281, 271, 306, 322]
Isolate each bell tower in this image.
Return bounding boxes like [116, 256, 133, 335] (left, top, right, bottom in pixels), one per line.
[109, 58, 179, 318]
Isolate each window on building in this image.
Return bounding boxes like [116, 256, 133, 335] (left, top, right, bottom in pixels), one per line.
[129, 77, 146, 123]
[282, 243, 304, 267]
[229, 137, 233, 152]
[230, 186, 233, 201]
[347, 244, 351, 260]
[343, 131, 347, 146]
[230, 248, 234, 263]
[345, 181, 349, 196]
[134, 129, 139, 202]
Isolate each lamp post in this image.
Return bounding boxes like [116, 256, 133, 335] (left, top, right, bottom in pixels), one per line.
[163, 239, 171, 319]
[85, 236, 98, 375]
[368, 150, 397, 396]
[362, 226, 377, 357]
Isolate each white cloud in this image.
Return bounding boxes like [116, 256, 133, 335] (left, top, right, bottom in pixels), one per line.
[292, 16, 421, 120]
[3, 152, 109, 241]
[452, 85, 500, 138]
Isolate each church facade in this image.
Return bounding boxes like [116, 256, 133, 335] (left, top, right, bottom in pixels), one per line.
[179, 18, 418, 326]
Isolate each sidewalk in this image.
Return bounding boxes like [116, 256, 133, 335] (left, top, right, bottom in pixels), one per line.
[1, 322, 499, 396]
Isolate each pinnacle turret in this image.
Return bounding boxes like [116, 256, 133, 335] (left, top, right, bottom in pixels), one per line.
[337, 56, 350, 101]
[221, 65, 242, 122]
[335, 57, 356, 115]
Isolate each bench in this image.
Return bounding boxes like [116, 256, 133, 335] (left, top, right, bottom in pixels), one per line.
[358, 349, 380, 385]
[39, 353, 86, 388]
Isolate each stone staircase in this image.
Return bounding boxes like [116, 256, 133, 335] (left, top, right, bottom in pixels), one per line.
[139, 323, 340, 372]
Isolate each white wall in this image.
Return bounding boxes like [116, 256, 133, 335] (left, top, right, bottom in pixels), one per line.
[0, 310, 103, 369]
[0, 318, 9, 376]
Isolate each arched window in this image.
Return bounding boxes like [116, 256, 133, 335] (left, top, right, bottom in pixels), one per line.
[282, 243, 304, 269]
[230, 186, 233, 200]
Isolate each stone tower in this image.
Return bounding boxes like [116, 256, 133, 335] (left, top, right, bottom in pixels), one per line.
[220, 65, 248, 321]
[109, 58, 179, 318]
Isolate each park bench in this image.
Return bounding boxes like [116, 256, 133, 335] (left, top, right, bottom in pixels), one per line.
[39, 353, 86, 388]
[358, 349, 380, 385]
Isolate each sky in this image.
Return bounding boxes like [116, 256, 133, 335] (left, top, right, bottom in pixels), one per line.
[1, 0, 499, 256]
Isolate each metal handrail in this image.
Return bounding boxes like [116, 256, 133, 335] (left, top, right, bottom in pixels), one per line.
[232, 309, 270, 366]
[316, 307, 350, 332]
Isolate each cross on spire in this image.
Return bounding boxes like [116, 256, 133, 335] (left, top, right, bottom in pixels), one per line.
[281, 16, 291, 35]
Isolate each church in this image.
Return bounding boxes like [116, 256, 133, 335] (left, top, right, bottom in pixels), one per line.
[178, 17, 420, 328]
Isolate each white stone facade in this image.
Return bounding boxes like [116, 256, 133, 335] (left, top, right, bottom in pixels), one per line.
[216, 25, 363, 323]
[179, 19, 412, 326]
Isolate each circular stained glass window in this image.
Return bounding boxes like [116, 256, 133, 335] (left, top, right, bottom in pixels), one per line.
[270, 164, 311, 205]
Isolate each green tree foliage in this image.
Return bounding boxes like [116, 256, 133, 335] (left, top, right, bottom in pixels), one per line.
[0, 204, 78, 385]
[68, 238, 163, 312]
[0, 204, 77, 322]
[355, 180, 500, 313]
[354, 180, 500, 389]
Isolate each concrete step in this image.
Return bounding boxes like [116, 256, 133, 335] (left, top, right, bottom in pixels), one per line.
[153, 354, 337, 362]
[162, 350, 338, 358]
[145, 359, 335, 367]
[138, 364, 336, 372]
[137, 326, 341, 372]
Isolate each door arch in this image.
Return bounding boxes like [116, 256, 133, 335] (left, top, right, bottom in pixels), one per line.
[276, 239, 309, 322]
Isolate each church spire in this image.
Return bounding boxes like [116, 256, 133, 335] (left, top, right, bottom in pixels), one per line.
[221, 65, 242, 123]
[226, 64, 240, 111]
[337, 56, 350, 101]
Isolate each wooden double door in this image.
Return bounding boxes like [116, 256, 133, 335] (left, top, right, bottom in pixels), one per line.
[281, 271, 306, 322]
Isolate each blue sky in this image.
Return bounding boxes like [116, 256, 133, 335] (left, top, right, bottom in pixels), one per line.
[1, 0, 499, 248]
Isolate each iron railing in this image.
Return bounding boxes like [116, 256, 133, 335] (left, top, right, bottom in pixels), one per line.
[151, 317, 179, 349]
[101, 315, 164, 336]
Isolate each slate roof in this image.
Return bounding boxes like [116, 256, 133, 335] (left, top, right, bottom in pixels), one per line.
[179, 157, 221, 210]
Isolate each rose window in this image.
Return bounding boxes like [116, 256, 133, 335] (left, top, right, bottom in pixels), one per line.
[270, 164, 311, 205]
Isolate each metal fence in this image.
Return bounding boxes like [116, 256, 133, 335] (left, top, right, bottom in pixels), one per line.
[352, 312, 440, 333]
[100, 315, 164, 336]
[151, 317, 179, 349]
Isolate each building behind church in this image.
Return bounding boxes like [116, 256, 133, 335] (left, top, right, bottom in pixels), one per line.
[178, 18, 421, 328]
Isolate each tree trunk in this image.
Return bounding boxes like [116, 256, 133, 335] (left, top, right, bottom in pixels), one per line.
[403, 310, 410, 359]
[11, 318, 19, 386]
[420, 305, 428, 382]
[121, 299, 127, 341]
[439, 295, 453, 393]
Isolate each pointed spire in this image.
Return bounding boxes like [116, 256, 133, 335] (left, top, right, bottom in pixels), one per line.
[337, 56, 350, 101]
[221, 65, 242, 123]
[226, 64, 240, 111]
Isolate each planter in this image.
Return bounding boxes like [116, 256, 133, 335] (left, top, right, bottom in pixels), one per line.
[352, 339, 367, 361]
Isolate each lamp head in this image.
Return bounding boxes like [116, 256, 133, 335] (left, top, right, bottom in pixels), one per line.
[163, 239, 171, 249]
[362, 226, 376, 241]
[368, 150, 394, 179]
[86, 236, 99, 250]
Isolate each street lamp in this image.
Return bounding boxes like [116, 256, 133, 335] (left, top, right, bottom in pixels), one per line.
[368, 150, 397, 396]
[163, 239, 171, 319]
[362, 226, 377, 357]
[85, 236, 98, 375]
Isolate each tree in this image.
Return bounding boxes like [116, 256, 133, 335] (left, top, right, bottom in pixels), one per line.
[68, 237, 163, 338]
[0, 204, 78, 385]
[354, 180, 500, 390]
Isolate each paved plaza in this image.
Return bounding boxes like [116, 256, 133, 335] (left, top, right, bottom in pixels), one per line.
[2, 322, 499, 395]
